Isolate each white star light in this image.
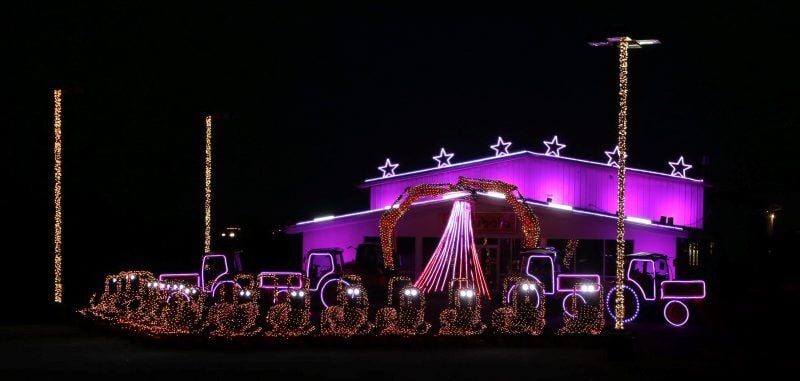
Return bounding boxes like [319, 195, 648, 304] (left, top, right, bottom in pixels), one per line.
[543, 135, 566, 157]
[432, 148, 455, 167]
[668, 156, 693, 178]
[604, 146, 627, 167]
[490, 136, 512, 156]
[378, 158, 399, 178]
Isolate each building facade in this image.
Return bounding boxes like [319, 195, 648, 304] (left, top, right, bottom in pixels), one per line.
[287, 149, 704, 291]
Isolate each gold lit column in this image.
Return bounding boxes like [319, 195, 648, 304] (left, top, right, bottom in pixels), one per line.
[614, 39, 630, 329]
[204, 115, 213, 253]
[53, 89, 63, 303]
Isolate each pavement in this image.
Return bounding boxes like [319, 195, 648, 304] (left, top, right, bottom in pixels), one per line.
[0, 319, 790, 380]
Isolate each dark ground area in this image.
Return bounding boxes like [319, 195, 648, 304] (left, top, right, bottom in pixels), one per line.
[0, 312, 792, 379]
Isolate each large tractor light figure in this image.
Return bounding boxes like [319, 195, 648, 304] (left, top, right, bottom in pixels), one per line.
[375, 276, 430, 336]
[605, 253, 706, 327]
[438, 278, 486, 336]
[204, 274, 261, 337]
[558, 283, 605, 335]
[321, 275, 372, 337]
[264, 277, 315, 337]
[492, 277, 545, 335]
[81, 271, 156, 322]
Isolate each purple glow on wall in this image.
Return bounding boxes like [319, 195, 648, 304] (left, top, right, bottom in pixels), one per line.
[366, 152, 704, 229]
[415, 200, 490, 296]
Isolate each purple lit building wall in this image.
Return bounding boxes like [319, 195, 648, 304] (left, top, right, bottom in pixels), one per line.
[287, 151, 704, 284]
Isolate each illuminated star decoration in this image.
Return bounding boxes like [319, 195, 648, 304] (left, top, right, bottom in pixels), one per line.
[378, 158, 399, 178]
[543, 135, 566, 157]
[668, 156, 693, 178]
[490, 136, 512, 156]
[604, 146, 627, 168]
[432, 148, 455, 168]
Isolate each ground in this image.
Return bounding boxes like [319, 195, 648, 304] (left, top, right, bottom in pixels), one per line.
[0, 320, 788, 379]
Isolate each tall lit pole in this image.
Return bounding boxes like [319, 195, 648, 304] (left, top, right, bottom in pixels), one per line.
[53, 89, 63, 303]
[589, 36, 659, 329]
[204, 115, 213, 253]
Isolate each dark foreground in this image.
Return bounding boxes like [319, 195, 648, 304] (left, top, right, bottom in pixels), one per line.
[0, 320, 792, 380]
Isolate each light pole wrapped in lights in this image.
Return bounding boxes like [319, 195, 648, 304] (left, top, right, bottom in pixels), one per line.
[589, 36, 659, 329]
[53, 89, 63, 303]
[204, 115, 213, 253]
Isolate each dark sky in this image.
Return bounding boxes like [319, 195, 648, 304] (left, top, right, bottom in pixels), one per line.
[4, 3, 798, 312]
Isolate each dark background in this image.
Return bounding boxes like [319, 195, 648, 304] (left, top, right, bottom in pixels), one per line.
[3, 3, 797, 323]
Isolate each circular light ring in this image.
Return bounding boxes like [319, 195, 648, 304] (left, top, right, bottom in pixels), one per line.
[605, 285, 640, 323]
[319, 278, 350, 308]
[210, 280, 242, 298]
[562, 292, 586, 318]
[663, 300, 690, 327]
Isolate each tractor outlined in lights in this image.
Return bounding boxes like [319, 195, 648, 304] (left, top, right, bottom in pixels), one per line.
[520, 248, 706, 327]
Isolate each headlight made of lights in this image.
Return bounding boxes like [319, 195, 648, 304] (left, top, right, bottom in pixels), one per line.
[298, 291, 305, 297]
[347, 288, 354, 295]
[291, 291, 298, 297]
[466, 290, 474, 298]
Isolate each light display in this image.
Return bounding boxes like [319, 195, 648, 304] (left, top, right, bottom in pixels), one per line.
[604, 284, 640, 324]
[492, 277, 545, 335]
[204, 115, 213, 253]
[668, 156, 693, 178]
[205, 274, 261, 337]
[562, 239, 579, 269]
[378, 158, 399, 178]
[558, 283, 605, 335]
[320, 276, 372, 337]
[432, 147, 455, 167]
[415, 200, 489, 296]
[379, 177, 540, 270]
[490, 136, 512, 156]
[604, 145, 625, 167]
[613, 38, 630, 330]
[543, 135, 566, 157]
[376, 277, 430, 336]
[53, 89, 63, 303]
[663, 300, 690, 327]
[264, 275, 315, 337]
[438, 279, 485, 336]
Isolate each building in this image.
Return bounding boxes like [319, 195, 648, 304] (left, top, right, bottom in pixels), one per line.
[286, 141, 704, 292]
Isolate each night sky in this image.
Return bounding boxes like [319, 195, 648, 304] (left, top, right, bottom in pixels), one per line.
[4, 3, 798, 319]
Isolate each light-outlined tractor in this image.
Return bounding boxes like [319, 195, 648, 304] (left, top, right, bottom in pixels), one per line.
[519, 248, 706, 327]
